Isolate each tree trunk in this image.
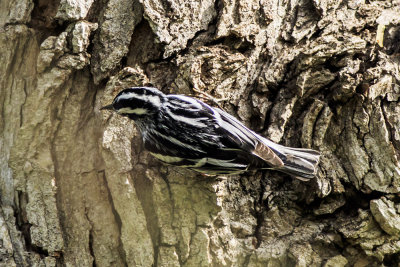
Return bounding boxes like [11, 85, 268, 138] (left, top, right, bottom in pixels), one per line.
[1, 0, 400, 266]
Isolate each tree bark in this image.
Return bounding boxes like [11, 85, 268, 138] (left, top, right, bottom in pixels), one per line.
[1, 0, 400, 266]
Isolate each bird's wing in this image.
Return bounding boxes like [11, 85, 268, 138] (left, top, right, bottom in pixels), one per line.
[212, 107, 284, 168]
[164, 94, 283, 168]
[253, 142, 284, 167]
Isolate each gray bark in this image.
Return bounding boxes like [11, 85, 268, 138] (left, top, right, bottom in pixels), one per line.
[1, 0, 400, 266]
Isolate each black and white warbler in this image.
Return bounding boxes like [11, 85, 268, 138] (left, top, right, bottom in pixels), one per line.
[101, 87, 320, 180]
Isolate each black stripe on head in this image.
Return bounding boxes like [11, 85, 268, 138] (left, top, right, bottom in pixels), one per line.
[116, 87, 164, 98]
[112, 87, 165, 116]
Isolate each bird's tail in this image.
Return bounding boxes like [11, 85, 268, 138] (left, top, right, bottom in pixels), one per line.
[260, 138, 321, 181]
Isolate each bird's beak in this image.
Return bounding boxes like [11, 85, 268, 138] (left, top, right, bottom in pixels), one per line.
[100, 104, 114, 111]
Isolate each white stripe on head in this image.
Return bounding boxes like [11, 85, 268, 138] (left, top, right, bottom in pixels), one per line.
[117, 107, 148, 115]
[117, 92, 162, 107]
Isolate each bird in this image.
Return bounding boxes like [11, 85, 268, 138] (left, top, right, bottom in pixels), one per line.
[101, 87, 320, 180]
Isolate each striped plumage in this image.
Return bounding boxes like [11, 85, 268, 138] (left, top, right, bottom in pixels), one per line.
[101, 87, 320, 180]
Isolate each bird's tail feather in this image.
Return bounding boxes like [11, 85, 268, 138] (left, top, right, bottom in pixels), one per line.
[278, 147, 320, 180]
[260, 138, 320, 180]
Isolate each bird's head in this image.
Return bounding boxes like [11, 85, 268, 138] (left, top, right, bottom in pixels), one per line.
[101, 87, 165, 119]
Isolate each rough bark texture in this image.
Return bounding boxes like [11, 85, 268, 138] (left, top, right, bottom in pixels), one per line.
[1, 0, 400, 266]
